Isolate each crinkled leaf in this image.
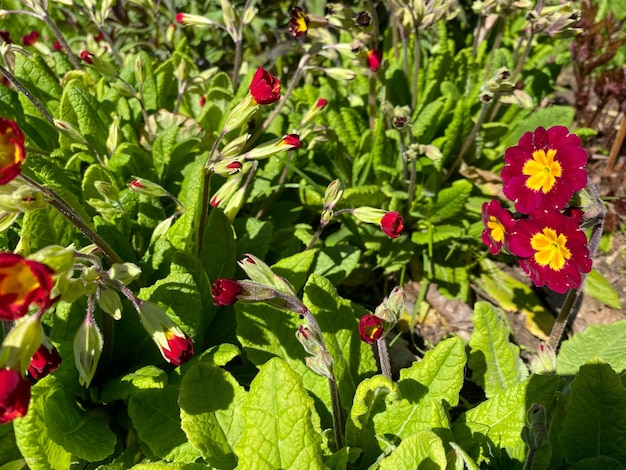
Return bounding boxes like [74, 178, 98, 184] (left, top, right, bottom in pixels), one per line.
[43, 385, 116, 461]
[559, 361, 626, 464]
[557, 320, 626, 375]
[201, 207, 237, 281]
[234, 358, 325, 470]
[469, 302, 527, 398]
[272, 250, 317, 292]
[378, 430, 447, 470]
[452, 375, 560, 463]
[234, 217, 273, 260]
[584, 269, 621, 310]
[313, 245, 361, 285]
[166, 161, 205, 253]
[423, 179, 473, 223]
[179, 362, 247, 468]
[502, 105, 575, 148]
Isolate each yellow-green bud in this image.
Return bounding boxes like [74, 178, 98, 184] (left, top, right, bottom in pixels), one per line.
[74, 314, 103, 387]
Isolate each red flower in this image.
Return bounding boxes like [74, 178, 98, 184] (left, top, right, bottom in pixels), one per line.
[53, 40, 63, 51]
[249, 67, 281, 105]
[0, 253, 54, 320]
[0, 31, 12, 44]
[481, 200, 516, 255]
[502, 126, 588, 214]
[380, 211, 403, 238]
[80, 50, 94, 64]
[162, 331, 194, 366]
[21, 31, 38, 46]
[93, 32, 104, 42]
[0, 118, 26, 185]
[289, 7, 309, 38]
[508, 209, 592, 293]
[28, 343, 62, 380]
[367, 50, 382, 72]
[282, 134, 301, 149]
[359, 314, 384, 344]
[0, 369, 30, 424]
[316, 98, 328, 109]
[199, 95, 206, 107]
[211, 278, 242, 306]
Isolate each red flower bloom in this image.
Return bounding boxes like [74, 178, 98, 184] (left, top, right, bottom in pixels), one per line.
[289, 7, 309, 38]
[199, 95, 206, 107]
[212, 278, 242, 306]
[28, 343, 62, 380]
[80, 50, 94, 64]
[316, 98, 328, 109]
[175, 13, 186, 24]
[249, 67, 281, 105]
[380, 211, 403, 238]
[502, 126, 588, 214]
[367, 50, 382, 72]
[162, 331, 194, 366]
[0, 368, 30, 424]
[0, 253, 54, 320]
[21, 31, 38, 46]
[508, 209, 592, 294]
[481, 200, 516, 255]
[359, 314, 384, 344]
[53, 40, 63, 51]
[0, 118, 25, 185]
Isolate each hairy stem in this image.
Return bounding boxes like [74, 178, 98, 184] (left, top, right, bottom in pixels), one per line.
[41, 12, 83, 69]
[377, 338, 392, 379]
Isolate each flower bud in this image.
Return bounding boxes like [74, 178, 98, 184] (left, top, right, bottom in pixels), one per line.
[295, 325, 324, 356]
[98, 287, 122, 320]
[521, 404, 548, 450]
[529, 343, 557, 375]
[174, 12, 219, 27]
[81, 51, 118, 77]
[305, 351, 334, 380]
[359, 314, 384, 344]
[107, 262, 141, 285]
[211, 278, 242, 306]
[366, 50, 383, 72]
[323, 179, 344, 211]
[221, 134, 250, 158]
[221, 0, 238, 38]
[137, 301, 194, 366]
[352, 207, 404, 238]
[135, 55, 146, 87]
[243, 134, 301, 161]
[0, 313, 43, 374]
[223, 186, 246, 221]
[27, 339, 61, 380]
[128, 177, 168, 197]
[54, 119, 91, 148]
[73, 314, 103, 387]
[237, 254, 297, 298]
[323, 67, 356, 81]
[94, 180, 120, 203]
[222, 94, 259, 134]
[210, 174, 244, 208]
[207, 156, 244, 176]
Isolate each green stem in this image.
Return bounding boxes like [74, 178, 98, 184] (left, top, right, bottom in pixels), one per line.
[0, 63, 55, 125]
[198, 130, 228, 250]
[20, 174, 123, 265]
[411, 26, 421, 112]
[376, 338, 392, 379]
[41, 12, 83, 69]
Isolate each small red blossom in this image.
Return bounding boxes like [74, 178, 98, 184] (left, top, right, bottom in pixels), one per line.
[1, 76, 11, 88]
[0, 369, 30, 423]
[249, 67, 281, 105]
[508, 209, 592, 294]
[282, 134, 301, 149]
[0, 253, 54, 320]
[211, 278, 242, 306]
[502, 126, 588, 214]
[0, 31, 12, 44]
[162, 331, 194, 366]
[28, 343, 62, 381]
[481, 200, 516, 255]
[380, 211, 403, 238]
[53, 40, 63, 51]
[175, 13, 186, 24]
[366, 50, 382, 72]
[129, 180, 144, 190]
[199, 95, 206, 107]
[209, 195, 221, 207]
[21, 31, 38, 46]
[289, 7, 309, 38]
[226, 161, 243, 172]
[359, 314, 384, 344]
[0, 118, 26, 185]
[80, 50, 94, 64]
[316, 98, 328, 109]
[93, 32, 104, 42]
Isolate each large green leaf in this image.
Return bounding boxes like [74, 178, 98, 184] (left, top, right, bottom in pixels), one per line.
[559, 361, 626, 465]
[557, 320, 626, 375]
[469, 302, 527, 398]
[166, 161, 205, 253]
[583, 269, 621, 310]
[179, 362, 247, 469]
[378, 430, 447, 470]
[233, 358, 325, 470]
[423, 179, 473, 223]
[452, 374, 560, 463]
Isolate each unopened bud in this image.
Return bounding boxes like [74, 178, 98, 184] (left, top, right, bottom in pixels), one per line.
[295, 325, 324, 356]
[221, 134, 250, 158]
[107, 262, 141, 285]
[0, 313, 43, 374]
[323, 179, 344, 211]
[208, 157, 244, 176]
[175, 12, 219, 27]
[73, 314, 103, 387]
[11, 186, 45, 212]
[98, 287, 122, 320]
[530, 343, 557, 374]
[305, 351, 333, 380]
[54, 119, 90, 147]
[128, 177, 168, 197]
[135, 55, 146, 86]
[324, 67, 356, 81]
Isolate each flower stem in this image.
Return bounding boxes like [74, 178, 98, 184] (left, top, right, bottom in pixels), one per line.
[20, 174, 123, 265]
[198, 130, 228, 249]
[447, 100, 490, 178]
[376, 338, 392, 379]
[41, 12, 82, 69]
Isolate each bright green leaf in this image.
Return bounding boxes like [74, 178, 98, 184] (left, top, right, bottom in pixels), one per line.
[378, 430, 447, 470]
[584, 269, 621, 310]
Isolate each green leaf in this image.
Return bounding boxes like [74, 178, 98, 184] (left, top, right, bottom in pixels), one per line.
[557, 320, 626, 376]
[559, 362, 626, 464]
[469, 302, 527, 398]
[452, 375, 560, 463]
[166, 162, 204, 253]
[233, 358, 325, 470]
[272, 250, 317, 292]
[345, 375, 398, 461]
[201, 207, 237, 281]
[179, 362, 247, 469]
[502, 106, 575, 148]
[397, 336, 466, 405]
[13, 379, 72, 470]
[412, 224, 463, 245]
[43, 385, 116, 461]
[313, 245, 361, 285]
[128, 382, 201, 463]
[234, 217, 273, 260]
[378, 430, 447, 470]
[584, 269, 621, 310]
[423, 179, 473, 223]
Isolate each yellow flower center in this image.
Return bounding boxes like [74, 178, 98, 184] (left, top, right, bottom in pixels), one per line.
[522, 149, 561, 193]
[295, 14, 308, 34]
[0, 127, 19, 167]
[530, 228, 571, 271]
[0, 262, 40, 304]
[487, 216, 505, 242]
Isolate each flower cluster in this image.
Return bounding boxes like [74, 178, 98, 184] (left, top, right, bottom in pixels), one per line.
[481, 126, 592, 294]
[358, 286, 406, 344]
